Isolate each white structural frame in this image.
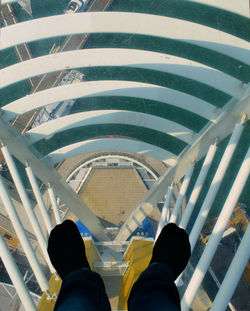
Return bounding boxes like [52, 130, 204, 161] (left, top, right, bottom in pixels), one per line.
[25, 165, 54, 234]
[2, 0, 249, 17]
[43, 138, 178, 167]
[25, 110, 197, 145]
[0, 174, 49, 291]
[2, 81, 219, 122]
[0, 118, 110, 241]
[179, 143, 218, 230]
[0, 49, 242, 98]
[169, 163, 195, 224]
[176, 121, 244, 286]
[48, 186, 62, 225]
[181, 146, 250, 310]
[115, 86, 250, 241]
[1, 145, 56, 273]
[210, 223, 250, 311]
[1, 0, 18, 3]
[155, 184, 174, 241]
[66, 154, 159, 182]
[0, 13, 249, 64]
[188, 122, 244, 252]
[0, 231, 37, 311]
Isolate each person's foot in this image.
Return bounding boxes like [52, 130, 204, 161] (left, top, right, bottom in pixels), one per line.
[47, 220, 90, 279]
[150, 223, 191, 279]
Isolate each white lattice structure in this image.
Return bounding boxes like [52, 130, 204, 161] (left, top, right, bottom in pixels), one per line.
[0, 1, 249, 310]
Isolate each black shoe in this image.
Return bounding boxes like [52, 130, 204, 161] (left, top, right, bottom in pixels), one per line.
[150, 223, 191, 280]
[47, 220, 90, 279]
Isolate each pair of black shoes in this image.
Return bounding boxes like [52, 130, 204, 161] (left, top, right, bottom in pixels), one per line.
[48, 220, 190, 280]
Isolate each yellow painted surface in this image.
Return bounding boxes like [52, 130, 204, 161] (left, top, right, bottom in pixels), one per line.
[37, 274, 62, 311]
[38, 237, 153, 310]
[0, 226, 19, 251]
[118, 238, 154, 310]
[83, 237, 102, 270]
[38, 237, 100, 310]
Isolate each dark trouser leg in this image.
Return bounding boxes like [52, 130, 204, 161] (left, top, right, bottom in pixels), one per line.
[55, 268, 111, 311]
[128, 263, 181, 311]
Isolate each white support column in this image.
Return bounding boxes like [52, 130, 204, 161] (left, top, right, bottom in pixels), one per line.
[25, 164, 53, 234]
[1, 145, 55, 274]
[48, 185, 62, 225]
[181, 146, 250, 311]
[0, 174, 49, 291]
[0, 231, 37, 311]
[169, 162, 195, 224]
[155, 184, 174, 241]
[0, 117, 109, 241]
[115, 96, 250, 242]
[188, 122, 244, 252]
[210, 223, 250, 311]
[179, 143, 217, 230]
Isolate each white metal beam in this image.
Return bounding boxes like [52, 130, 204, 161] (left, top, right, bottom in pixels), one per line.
[188, 122, 244, 253]
[169, 162, 195, 224]
[155, 184, 174, 241]
[47, 185, 62, 225]
[179, 143, 217, 230]
[25, 165, 53, 234]
[115, 85, 250, 241]
[2, 0, 248, 17]
[43, 138, 177, 167]
[0, 49, 242, 97]
[25, 110, 197, 145]
[0, 13, 249, 64]
[0, 174, 49, 291]
[2, 81, 220, 122]
[181, 146, 250, 310]
[66, 155, 158, 181]
[0, 231, 37, 311]
[1, 144, 55, 274]
[1, 0, 18, 3]
[210, 223, 250, 311]
[0, 118, 110, 241]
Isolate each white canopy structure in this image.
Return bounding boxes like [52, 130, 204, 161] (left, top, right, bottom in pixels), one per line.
[0, 1, 249, 310]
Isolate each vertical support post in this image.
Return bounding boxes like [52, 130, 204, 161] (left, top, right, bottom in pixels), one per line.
[25, 164, 53, 234]
[210, 223, 250, 311]
[179, 143, 217, 230]
[48, 185, 62, 225]
[169, 162, 195, 224]
[155, 184, 174, 241]
[181, 146, 250, 311]
[0, 231, 37, 311]
[1, 145, 55, 274]
[0, 174, 49, 291]
[188, 122, 244, 252]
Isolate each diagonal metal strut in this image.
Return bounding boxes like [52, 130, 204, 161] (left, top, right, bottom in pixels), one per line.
[0, 115, 110, 241]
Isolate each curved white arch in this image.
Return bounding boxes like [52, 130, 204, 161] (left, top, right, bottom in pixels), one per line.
[24, 110, 197, 145]
[43, 138, 178, 167]
[2, 0, 17, 3]
[2, 0, 247, 17]
[66, 155, 159, 181]
[2, 81, 220, 121]
[0, 49, 242, 97]
[0, 13, 249, 64]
